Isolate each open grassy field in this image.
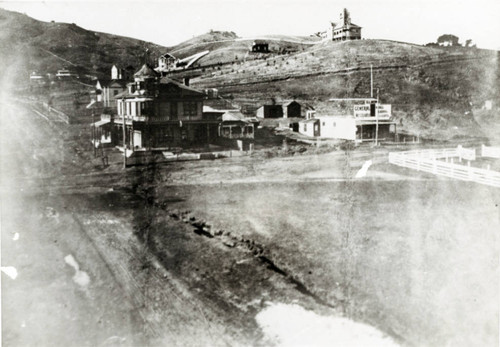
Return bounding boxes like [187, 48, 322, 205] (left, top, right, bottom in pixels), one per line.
[153, 157, 499, 346]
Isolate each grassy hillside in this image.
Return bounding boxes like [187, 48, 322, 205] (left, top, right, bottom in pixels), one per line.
[0, 8, 167, 82]
[185, 39, 499, 139]
[167, 33, 319, 66]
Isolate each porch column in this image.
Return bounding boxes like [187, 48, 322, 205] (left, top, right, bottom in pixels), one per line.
[131, 123, 135, 152]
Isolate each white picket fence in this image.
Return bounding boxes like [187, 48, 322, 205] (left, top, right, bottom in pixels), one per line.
[389, 147, 500, 188]
[42, 102, 69, 124]
[162, 150, 248, 162]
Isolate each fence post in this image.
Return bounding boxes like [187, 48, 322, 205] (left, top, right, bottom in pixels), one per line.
[468, 161, 472, 181]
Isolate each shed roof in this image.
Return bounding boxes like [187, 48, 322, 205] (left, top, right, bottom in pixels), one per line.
[222, 111, 247, 122]
[203, 106, 224, 113]
[299, 118, 319, 124]
[92, 119, 110, 127]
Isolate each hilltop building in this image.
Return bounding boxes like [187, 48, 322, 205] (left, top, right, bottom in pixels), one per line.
[29, 71, 46, 85]
[323, 8, 362, 42]
[251, 40, 270, 53]
[56, 69, 77, 79]
[158, 53, 179, 72]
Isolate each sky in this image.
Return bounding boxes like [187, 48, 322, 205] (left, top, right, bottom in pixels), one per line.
[1, 0, 499, 50]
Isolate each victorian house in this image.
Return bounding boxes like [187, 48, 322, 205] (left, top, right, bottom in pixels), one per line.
[325, 8, 362, 41]
[106, 64, 219, 151]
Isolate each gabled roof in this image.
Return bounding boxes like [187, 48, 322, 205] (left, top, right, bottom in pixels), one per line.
[283, 100, 301, 107]
[331, 22, 362, 29]
[159, 77, 205, 95]
[134, 64, 159, 78]
[160, 53, 177, 60]
[108, 80, 127, 88]
[96, 78, 111, 88]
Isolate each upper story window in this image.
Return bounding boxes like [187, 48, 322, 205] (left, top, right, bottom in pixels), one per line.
[183, 102, 198, 117]
[170, 102, 178, 119]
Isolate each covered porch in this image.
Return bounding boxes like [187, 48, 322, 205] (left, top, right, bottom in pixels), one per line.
[356, 120, 397, 142]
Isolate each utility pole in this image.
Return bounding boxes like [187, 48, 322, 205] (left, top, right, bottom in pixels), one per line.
[371, 65, 378, 146]
[370, 64, 373, 99]
[375, 105, 379, 146]
[92, 112, 96, 158]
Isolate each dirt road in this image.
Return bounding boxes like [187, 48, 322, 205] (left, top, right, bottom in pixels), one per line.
[0, 100, 254, 346]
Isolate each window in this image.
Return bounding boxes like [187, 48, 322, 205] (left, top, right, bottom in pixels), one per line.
[333, 122, 336, 127]
[322, 122, 325, 126]
[113, 90, 118, 96]
[170, 102, 178, 119]
[303, 124, 307, 131]
[183, 102, 198, 117]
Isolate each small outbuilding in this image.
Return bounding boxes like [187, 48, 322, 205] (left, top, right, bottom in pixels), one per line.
[256, 105, 284, 119]
[283, 101, 301, 118]
[299, 118, 320, 137]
